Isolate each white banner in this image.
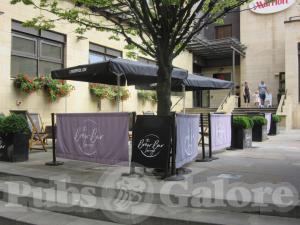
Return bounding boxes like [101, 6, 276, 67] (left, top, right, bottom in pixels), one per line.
[265, 113, 272, 134]
[176, 114, 200, 168]
[211, 114, 232, 151]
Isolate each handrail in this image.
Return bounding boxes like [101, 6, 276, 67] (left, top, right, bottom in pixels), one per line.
[219, 90, 232, 110]
[281, 89, 288, 113]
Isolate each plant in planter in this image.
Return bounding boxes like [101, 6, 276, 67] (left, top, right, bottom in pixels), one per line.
[231, 116, 253, 149]
[14, 74, 42, 94]
[0, 114, 30, 162]
[251, 116, 268, 142]
[42, 76, 75, 102]
[269, 114, 281, 135]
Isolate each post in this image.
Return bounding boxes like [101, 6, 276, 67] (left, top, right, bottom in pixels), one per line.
[232, 49, 236, 95]
[45, 113, 64, 166]
[201, 113, 205, 160]
[208, 113, 212, 158]
[117, 74, 121, 112]
[182, 84, 186, 114]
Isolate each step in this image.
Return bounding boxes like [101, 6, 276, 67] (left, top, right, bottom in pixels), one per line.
[0, 200, 120, 225]
[0, 186, 300, 225]
[0, 170, 299, 219]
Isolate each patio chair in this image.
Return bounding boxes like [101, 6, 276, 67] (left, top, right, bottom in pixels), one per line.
[10, 110, 47, 152]
[27, 113, 48, 151]
[198, 114, 209, 146]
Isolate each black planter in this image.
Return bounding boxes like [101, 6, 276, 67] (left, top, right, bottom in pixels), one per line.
[252, 124, 268, 142]
[231, 127, 252, 149]
[0, 134, 29, 162]
[269, 121, 279, 135]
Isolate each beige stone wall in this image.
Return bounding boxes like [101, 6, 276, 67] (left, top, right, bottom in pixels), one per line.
[240, 2, 300, 107]
[285, 20, 300, 128]
[240, 1, 300, 127]
[0, 0, 193, 124]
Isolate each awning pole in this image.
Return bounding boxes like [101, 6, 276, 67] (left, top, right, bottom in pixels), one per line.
[232, 49, 236, 95]
[182, 84, 186, 114]
[117, 74, 121, 112]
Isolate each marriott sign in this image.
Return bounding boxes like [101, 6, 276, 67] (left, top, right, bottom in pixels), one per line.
[249, 0, 296, 14]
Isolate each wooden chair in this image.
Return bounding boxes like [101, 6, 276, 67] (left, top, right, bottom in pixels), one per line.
[10, 110, 47, 152]
[198, 114, 210, 146]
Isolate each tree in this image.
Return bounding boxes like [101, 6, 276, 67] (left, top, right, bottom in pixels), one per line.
[11, 0, 251, 116]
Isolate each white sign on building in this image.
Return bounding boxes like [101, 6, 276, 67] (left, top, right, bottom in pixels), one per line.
[249, 0, 296, 14]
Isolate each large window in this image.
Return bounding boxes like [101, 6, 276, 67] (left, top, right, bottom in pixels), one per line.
[89, 43, 122, 64]
[11, 21, 65, 78]
[138, 57, 156, 65]
[215, 25, 232, 39]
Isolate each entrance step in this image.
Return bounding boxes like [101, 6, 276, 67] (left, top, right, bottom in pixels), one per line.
[0, 200, 120, 225]
[0, 172, 299, 225]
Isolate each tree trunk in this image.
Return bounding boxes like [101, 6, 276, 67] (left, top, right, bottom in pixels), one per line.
[156, 60, 173, 116]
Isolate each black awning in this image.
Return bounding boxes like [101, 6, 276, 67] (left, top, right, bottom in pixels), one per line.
[139, 74, 234, 91]
[51, 58, 188, 86]
[182, 74, 234, 91]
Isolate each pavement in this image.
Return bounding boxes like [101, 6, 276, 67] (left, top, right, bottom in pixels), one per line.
[0, 129, 299, 224]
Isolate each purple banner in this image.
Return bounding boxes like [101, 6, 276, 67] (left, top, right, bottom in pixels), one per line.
[56, 113, 129, 165]
[265, 113, 272, 134]
[176, 114, 200, 168]
[211, 114, 232, 151]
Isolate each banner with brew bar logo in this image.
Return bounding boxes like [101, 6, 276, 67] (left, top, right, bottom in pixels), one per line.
[265, 113, 272, 134]
[0, 136, 8, 159]
[56, 113, 129, 165]
[176, 114, 199, 168]
[132, 115, 172, 169]
[210, 114, 232, 151]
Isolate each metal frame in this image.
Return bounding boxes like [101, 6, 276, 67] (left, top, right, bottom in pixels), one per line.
[187, 37, 246, 59]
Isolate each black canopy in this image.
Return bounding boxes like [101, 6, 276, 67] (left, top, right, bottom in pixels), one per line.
[51, 58, 188, 86]
[139, 74, 234, 91]
[181, 74, 234, 91]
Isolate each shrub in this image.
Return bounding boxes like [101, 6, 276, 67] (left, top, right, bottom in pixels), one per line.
[233, 116, 253, 129]
[0, 114, 30, 135]
[252, 116, 268, 126]
[272, 115, 281, 123]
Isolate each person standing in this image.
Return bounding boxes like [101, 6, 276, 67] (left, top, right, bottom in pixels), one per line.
[243, 81, 251, 108]
[258, 81, 268, 107]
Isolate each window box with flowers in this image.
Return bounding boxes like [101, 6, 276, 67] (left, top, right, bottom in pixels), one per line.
[13, 75, 74, 102]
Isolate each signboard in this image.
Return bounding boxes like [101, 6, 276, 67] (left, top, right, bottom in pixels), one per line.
[56, 113, 129, 165]
[176, 114, 199, 168]
[0, 136, 8, 161]
[210, 114, 232, 151]
[249, 0, 296, 14]
[132, 115, 172, 169]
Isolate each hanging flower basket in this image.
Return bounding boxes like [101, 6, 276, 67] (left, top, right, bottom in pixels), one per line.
[42, 76, 75, 102]
[14, 74, 42, 94]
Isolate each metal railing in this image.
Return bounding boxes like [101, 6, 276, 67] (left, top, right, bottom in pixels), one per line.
[219, 90, 232, 111]
[281, 89, 288, 113]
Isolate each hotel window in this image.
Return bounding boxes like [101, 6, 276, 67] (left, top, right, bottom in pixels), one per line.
[89, 43, 122, 64]
[11, 21, 65, 78]
[215, 25, 232, 39]
[138, 57, 156, 65]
